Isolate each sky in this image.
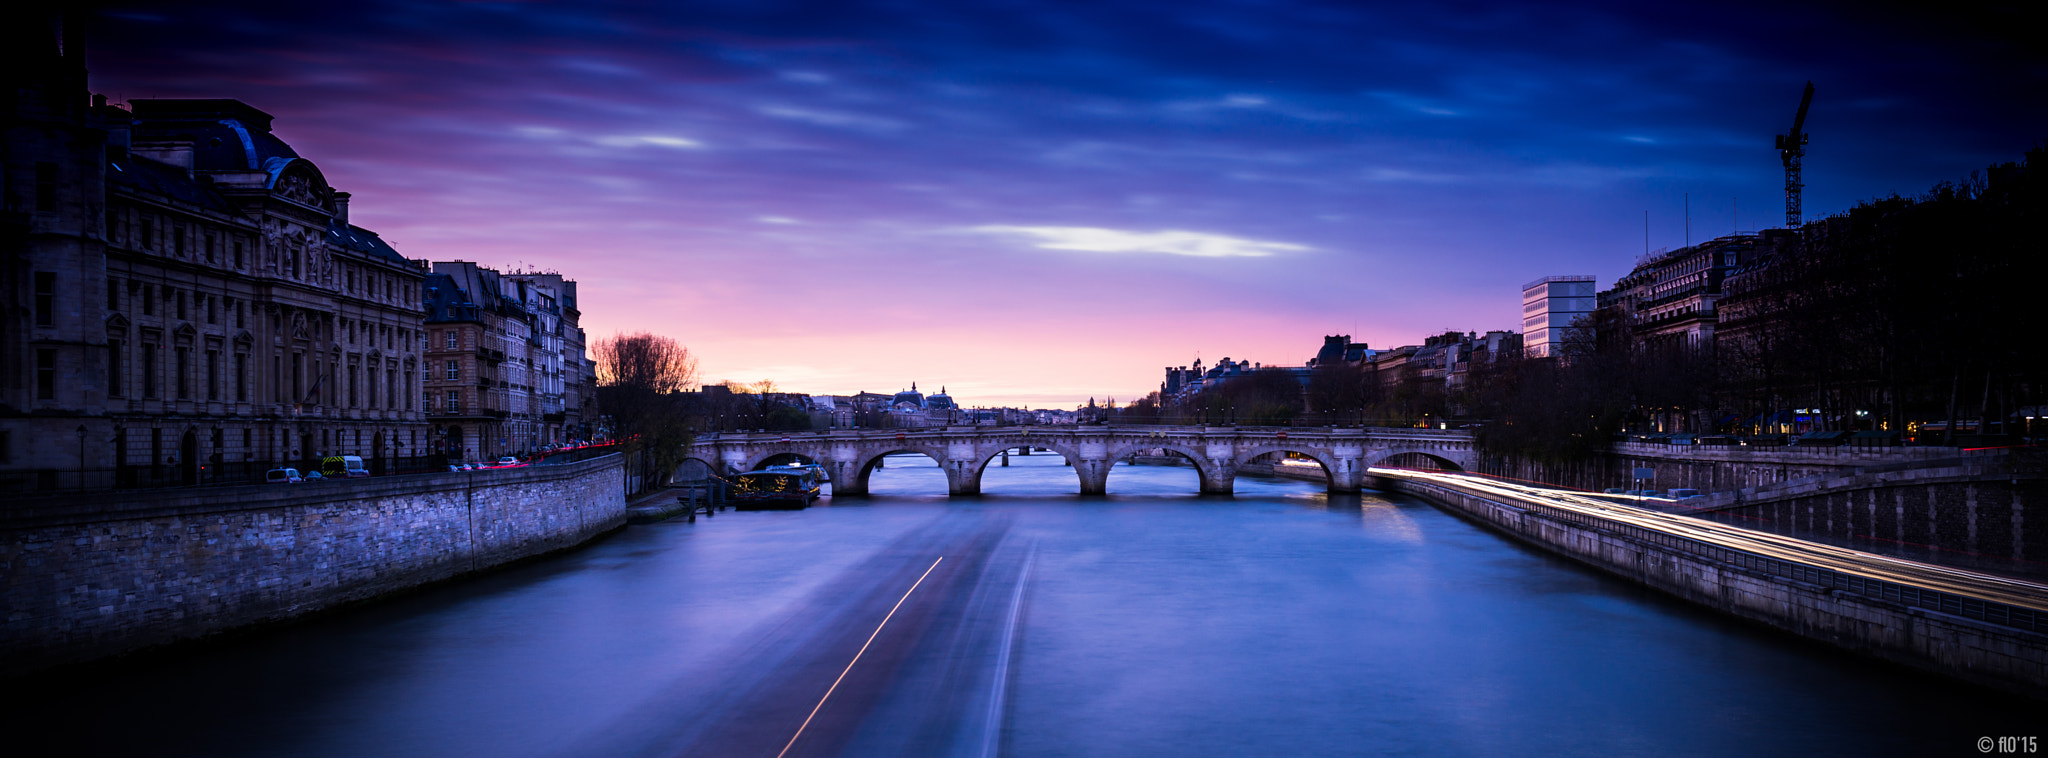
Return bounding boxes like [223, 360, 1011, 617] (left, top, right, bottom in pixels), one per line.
[83, 1, 2046, 408]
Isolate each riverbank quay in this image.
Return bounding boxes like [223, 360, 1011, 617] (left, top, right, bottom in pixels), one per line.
[0, 454, 627, 678]
[1371, 467, 2048, 699]
[625, 482, 727, 525]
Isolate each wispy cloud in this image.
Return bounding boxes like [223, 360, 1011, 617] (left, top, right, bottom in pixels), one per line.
[757, 105, 906, 132]
[970, 226, 1309, 258]
[591, 134, 704, 149]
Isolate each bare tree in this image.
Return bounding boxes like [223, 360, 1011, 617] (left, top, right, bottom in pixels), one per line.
[592, 332, 699, 491]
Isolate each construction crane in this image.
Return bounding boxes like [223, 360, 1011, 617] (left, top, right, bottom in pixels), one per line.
[1775, 81, 1814, 227]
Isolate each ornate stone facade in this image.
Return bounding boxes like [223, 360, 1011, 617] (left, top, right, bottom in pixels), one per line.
[2, 24, 427, 490]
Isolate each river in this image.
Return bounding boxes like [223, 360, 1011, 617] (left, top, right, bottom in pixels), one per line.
[9, 452, 2039, 756]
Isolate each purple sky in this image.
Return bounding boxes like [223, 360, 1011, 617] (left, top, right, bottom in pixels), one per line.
[86, 1, 2046, 408]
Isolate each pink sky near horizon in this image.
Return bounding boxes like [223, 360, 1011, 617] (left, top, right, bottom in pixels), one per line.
[83, 2, 2046, 408]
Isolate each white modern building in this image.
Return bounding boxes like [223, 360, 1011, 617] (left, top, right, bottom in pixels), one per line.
[1521, 275, 1596, 359]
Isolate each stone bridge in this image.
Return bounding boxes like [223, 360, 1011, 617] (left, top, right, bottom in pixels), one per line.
[686, 425, 1476, 496]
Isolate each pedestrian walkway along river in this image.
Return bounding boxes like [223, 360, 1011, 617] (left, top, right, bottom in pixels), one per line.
[8, 453, 2038, 756]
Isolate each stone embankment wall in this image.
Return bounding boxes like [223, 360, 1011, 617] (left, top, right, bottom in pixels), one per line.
[1384, 476, 2048, 699]
[1480, 441, 1966, 493]
[0, 454, 627, 676]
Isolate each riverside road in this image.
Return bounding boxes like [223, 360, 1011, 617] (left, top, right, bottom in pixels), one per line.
[9, 453, 2041, 756]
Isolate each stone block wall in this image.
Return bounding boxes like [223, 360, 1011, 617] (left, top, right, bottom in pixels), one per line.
[0, 454, 626, 676]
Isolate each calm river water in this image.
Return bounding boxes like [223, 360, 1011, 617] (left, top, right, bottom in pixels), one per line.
[11, 453, 2040, 756]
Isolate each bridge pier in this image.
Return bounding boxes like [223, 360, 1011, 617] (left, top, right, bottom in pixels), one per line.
[947, 459, 981, 496]
[826, 460, 864, 497]
[1077, 458, 1110, 495]
[1199, 467, 1235, 495]
[1326, 456, 1365, 494]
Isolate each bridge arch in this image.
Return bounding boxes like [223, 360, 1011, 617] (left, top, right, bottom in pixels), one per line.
[1102, 440, 1220, 495]
[846, 444, 955, 496]
[1371, 449, 1467, 472]
[1231, 445, 1342, 489]
[963, 438, 1092, 496]
[742, 449, 827, 473]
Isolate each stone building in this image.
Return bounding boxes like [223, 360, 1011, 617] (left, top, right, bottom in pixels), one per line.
[1597, 234, 1769, 350]
[2, 25, 428, 491]
[422, 263, 587, 461]
[501, 271, 588, 445]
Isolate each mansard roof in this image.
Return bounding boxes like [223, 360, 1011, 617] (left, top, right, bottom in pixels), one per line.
[328, 219, 410, 266]
[107, 153, 243, 215]
[422, 272, 480, 323]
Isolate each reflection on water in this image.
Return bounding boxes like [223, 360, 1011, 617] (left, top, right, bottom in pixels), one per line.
[7, 453, 2036, 757]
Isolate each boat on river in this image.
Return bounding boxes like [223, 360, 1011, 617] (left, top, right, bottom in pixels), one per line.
[730, 466, 821, 509]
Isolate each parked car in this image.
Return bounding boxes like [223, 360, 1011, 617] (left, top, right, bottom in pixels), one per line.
[1669, 488, 1703, 499]
[265, 467, 303, 484]
[304, 471, 324, 481]
[497, 456, 519, 466]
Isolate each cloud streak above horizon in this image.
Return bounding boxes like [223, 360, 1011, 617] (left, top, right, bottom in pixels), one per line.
[970, 226, 1310, 258]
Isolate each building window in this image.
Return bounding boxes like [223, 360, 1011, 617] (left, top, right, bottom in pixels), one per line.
[35, 162, 58, 212]
[387, 367, 397, 408]
[175, 347, 191, 399]
[446, 390, 461, 413]
[236, 301, 246, 329]
[236, 352, 248, 402]
[142, 284, 154, 316]
[204, 234, 217, 263]
[35, 349, 57, 400]
[207, 350, 220, 401]
[174, 225, 186, 257]
[446, 360, 459, 381]
[206, 295, 217, 325]
[34, 272, 55, 326]
[143, 345, 158, 398]
[176, 290, 187, 321]
[447, 331, 460, 349]
[233, 241, 244, 269]
[348, 365, 359, 407]
[108, 340, 124, 398]
[108, 279, 121, 311]
[405, 370, 415, 410]
[141, 218, 154, 250]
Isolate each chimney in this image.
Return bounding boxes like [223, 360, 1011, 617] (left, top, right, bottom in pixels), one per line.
[97, 98, 133, 157]
[333, 191, 351, 225]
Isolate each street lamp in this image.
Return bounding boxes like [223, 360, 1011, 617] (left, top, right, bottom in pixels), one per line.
[76, 424, 87, 490]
